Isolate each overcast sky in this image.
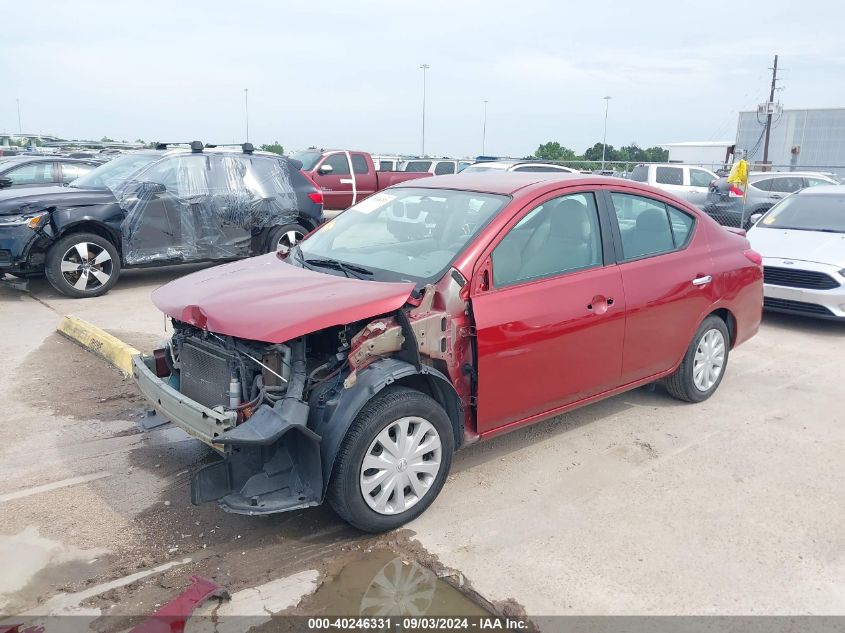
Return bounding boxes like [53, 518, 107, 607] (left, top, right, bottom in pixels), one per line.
[3, 0, 845, 158]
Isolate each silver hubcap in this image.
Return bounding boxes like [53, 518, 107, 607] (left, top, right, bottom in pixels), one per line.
[360, 416, 442, 515]
[693, 328, 725, 392]
[60, 242, 113, 292]
[276, 230, 303, 254]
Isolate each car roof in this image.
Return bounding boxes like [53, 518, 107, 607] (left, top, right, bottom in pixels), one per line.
[795, 185, 845, 195]
[392, 172, 625, 195]
[749, 171, 832, 179]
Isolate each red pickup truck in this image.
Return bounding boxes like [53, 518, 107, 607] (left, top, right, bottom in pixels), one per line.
[292, 149, 429, 216]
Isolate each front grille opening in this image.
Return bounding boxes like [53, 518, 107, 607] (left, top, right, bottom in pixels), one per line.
[764, 266, 840, 290]
[764, 297, 835, 316]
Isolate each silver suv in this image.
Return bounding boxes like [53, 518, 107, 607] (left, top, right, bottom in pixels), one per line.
[704, 171, 839, 228]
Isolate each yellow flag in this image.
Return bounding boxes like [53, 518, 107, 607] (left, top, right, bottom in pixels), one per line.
[727, 159, 748, 186]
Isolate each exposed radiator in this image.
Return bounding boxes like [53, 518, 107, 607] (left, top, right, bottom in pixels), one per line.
[180, 339, 234, 409]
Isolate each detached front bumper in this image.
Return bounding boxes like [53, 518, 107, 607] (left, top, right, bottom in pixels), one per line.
[132, 354, 323, 514]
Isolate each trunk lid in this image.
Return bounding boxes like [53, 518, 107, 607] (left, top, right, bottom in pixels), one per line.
[152, 253, 416, 343]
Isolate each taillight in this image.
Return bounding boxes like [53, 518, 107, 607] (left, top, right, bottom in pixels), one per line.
[728, 184, 745, 198]
[308, 190, 323, 204]
[743, 249, 763, 267]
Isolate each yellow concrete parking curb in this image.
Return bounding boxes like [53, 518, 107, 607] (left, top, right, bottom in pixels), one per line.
[57, 315, 141, 376]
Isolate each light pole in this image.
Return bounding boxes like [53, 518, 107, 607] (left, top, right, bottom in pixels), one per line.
[419, 64, 429, 156]
[601, 96, 612, 171]
[482, 100, 488, 155]
[16, 98, 22, 134]
[243, 89, 249, 142]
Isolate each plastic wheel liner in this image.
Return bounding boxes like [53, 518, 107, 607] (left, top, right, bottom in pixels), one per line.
[113, 153, 301, 265]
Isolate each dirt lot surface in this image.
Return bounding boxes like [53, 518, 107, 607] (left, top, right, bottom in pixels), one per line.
[1, 267, 844, 628]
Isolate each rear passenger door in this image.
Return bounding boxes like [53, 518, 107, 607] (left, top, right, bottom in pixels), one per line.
[606, 190, 714, 383]
[472, 189, 626, 433]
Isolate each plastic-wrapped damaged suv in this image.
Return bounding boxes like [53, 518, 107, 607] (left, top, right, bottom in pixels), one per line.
[134, 173, 763, 532]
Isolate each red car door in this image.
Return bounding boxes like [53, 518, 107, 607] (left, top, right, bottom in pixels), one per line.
[471, 189, 626, 435]
[311, 152, 354, 211]
[604, 189, 715, 383]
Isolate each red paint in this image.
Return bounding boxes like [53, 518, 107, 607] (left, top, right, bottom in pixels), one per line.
[157, 173, 762, 439]
[303, 150, 429, 210]
[152, 253, 414, 343]
[128, 575, 228, 633]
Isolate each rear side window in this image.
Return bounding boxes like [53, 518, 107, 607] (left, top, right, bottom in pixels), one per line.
[806, 177, 833, 187]
[750, 178, 773, 192]
[630, 165, 649, 182]
[351, 154, 369, 174]
[434, 162, 455, 175]
[770, 177, 805, 193]
[404, 161, 431, 172]
[610, 193, 680, 260]
[689, 169, 713, 188]
[655, 166, 683, 186]
[60, 162, 95, 183]
[667, 206, 695, 247]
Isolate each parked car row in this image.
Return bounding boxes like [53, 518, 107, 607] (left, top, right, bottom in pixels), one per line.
[0, 155, 104, 189]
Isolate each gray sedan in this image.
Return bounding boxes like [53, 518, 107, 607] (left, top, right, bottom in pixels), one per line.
[747, 185, 845, 320]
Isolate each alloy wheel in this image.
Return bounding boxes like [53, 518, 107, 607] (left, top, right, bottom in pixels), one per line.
[360, 416, 442, 515]
[693, 328, 726, 392]
[277, 229, 303, 254]
[60, 242, 114, 292]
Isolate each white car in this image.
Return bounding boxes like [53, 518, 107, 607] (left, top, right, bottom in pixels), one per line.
[747, 185, 845, 320]
[629, 163, 718, 207]
[400, 158, 473, 175]
[460, 159, 578, 174]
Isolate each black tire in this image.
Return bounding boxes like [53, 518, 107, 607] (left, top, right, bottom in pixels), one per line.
[327, 386, 454, 533]
[45, 232, 121, 298]
[265, 223, 307, 255]
[664, 315, 730, 403]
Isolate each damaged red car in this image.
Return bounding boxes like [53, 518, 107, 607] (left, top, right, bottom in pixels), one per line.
[133, 173, 763, 532]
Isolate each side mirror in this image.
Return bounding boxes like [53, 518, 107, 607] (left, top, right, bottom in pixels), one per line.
[317, 164, 334, 175]
[137, 181, 166, 195]
[0, 177, 12, 189]
[749, 213, 763, 225]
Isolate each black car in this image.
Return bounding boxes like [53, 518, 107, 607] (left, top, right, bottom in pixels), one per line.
[0, 155, 102, 190]
[0, 142, 324, 298]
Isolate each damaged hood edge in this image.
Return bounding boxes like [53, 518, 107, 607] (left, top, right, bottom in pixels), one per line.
[152, 253, 416, 343]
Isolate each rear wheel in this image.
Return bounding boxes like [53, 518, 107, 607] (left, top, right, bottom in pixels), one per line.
[327, 387, 454, 532]
[266, 223, 307, 255]
[664, 315, 730, 403]
[45, 232, 121, 298]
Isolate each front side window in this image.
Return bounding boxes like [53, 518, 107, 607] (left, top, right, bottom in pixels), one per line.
[4, 162, 53, 185]
[491, 193, 602, 287]
[611, 193, 691, 260]
[655, 166, 683, 186]
[377, 160, 395, 172]
[321, 153, 350, 175]
[291, 151, 322, 171]
[434, 161, 455, 175]
[689, 169, 714, 188]
[299, 187, 507, 284]
[630, 165, 649, 182]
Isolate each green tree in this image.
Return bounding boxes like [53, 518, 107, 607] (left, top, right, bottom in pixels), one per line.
[100, 136, 114, 142]
[583, 142, 617, 162]
[643, 146, 669, 162]
[260, 142, 284, 155]
[534, 141, 576, 161]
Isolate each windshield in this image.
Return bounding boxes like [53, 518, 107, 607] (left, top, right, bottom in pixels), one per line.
[298, 187, 508, 284]
[69, 152, 160, 189]
[291, 151, 322, 171]
[757, 193, 845, 233]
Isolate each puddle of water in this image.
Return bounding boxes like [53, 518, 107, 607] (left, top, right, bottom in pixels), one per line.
[0, 526, 108, 612]
[306, 550, 488, 617]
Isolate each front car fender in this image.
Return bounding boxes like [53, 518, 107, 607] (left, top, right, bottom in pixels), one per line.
[308, 357, 461, 495]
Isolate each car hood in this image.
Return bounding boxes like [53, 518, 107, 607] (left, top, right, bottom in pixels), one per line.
[152, 253, 416, 343]
[748, 226, 845, 267]
[0, 185, 116, 215]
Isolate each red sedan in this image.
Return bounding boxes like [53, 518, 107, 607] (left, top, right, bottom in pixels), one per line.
[136, 173, 763, 532]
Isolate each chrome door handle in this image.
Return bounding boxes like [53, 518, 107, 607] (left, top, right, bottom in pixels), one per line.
[692, 275, 712, 286]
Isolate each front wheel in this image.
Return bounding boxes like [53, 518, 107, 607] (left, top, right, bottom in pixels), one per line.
[327, 387, 454, 533]
[664, 315, 730, 403]
[45, 232, 121, 298]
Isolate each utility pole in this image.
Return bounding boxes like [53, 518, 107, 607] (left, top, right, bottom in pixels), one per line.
[419, 64, 429, 156]
[482, 100, 488, 155]
[244, 88, 250, 142]
[600, 96, 612, 170]
[16, 98, 22, 134]
[762, 54, 778, 166]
